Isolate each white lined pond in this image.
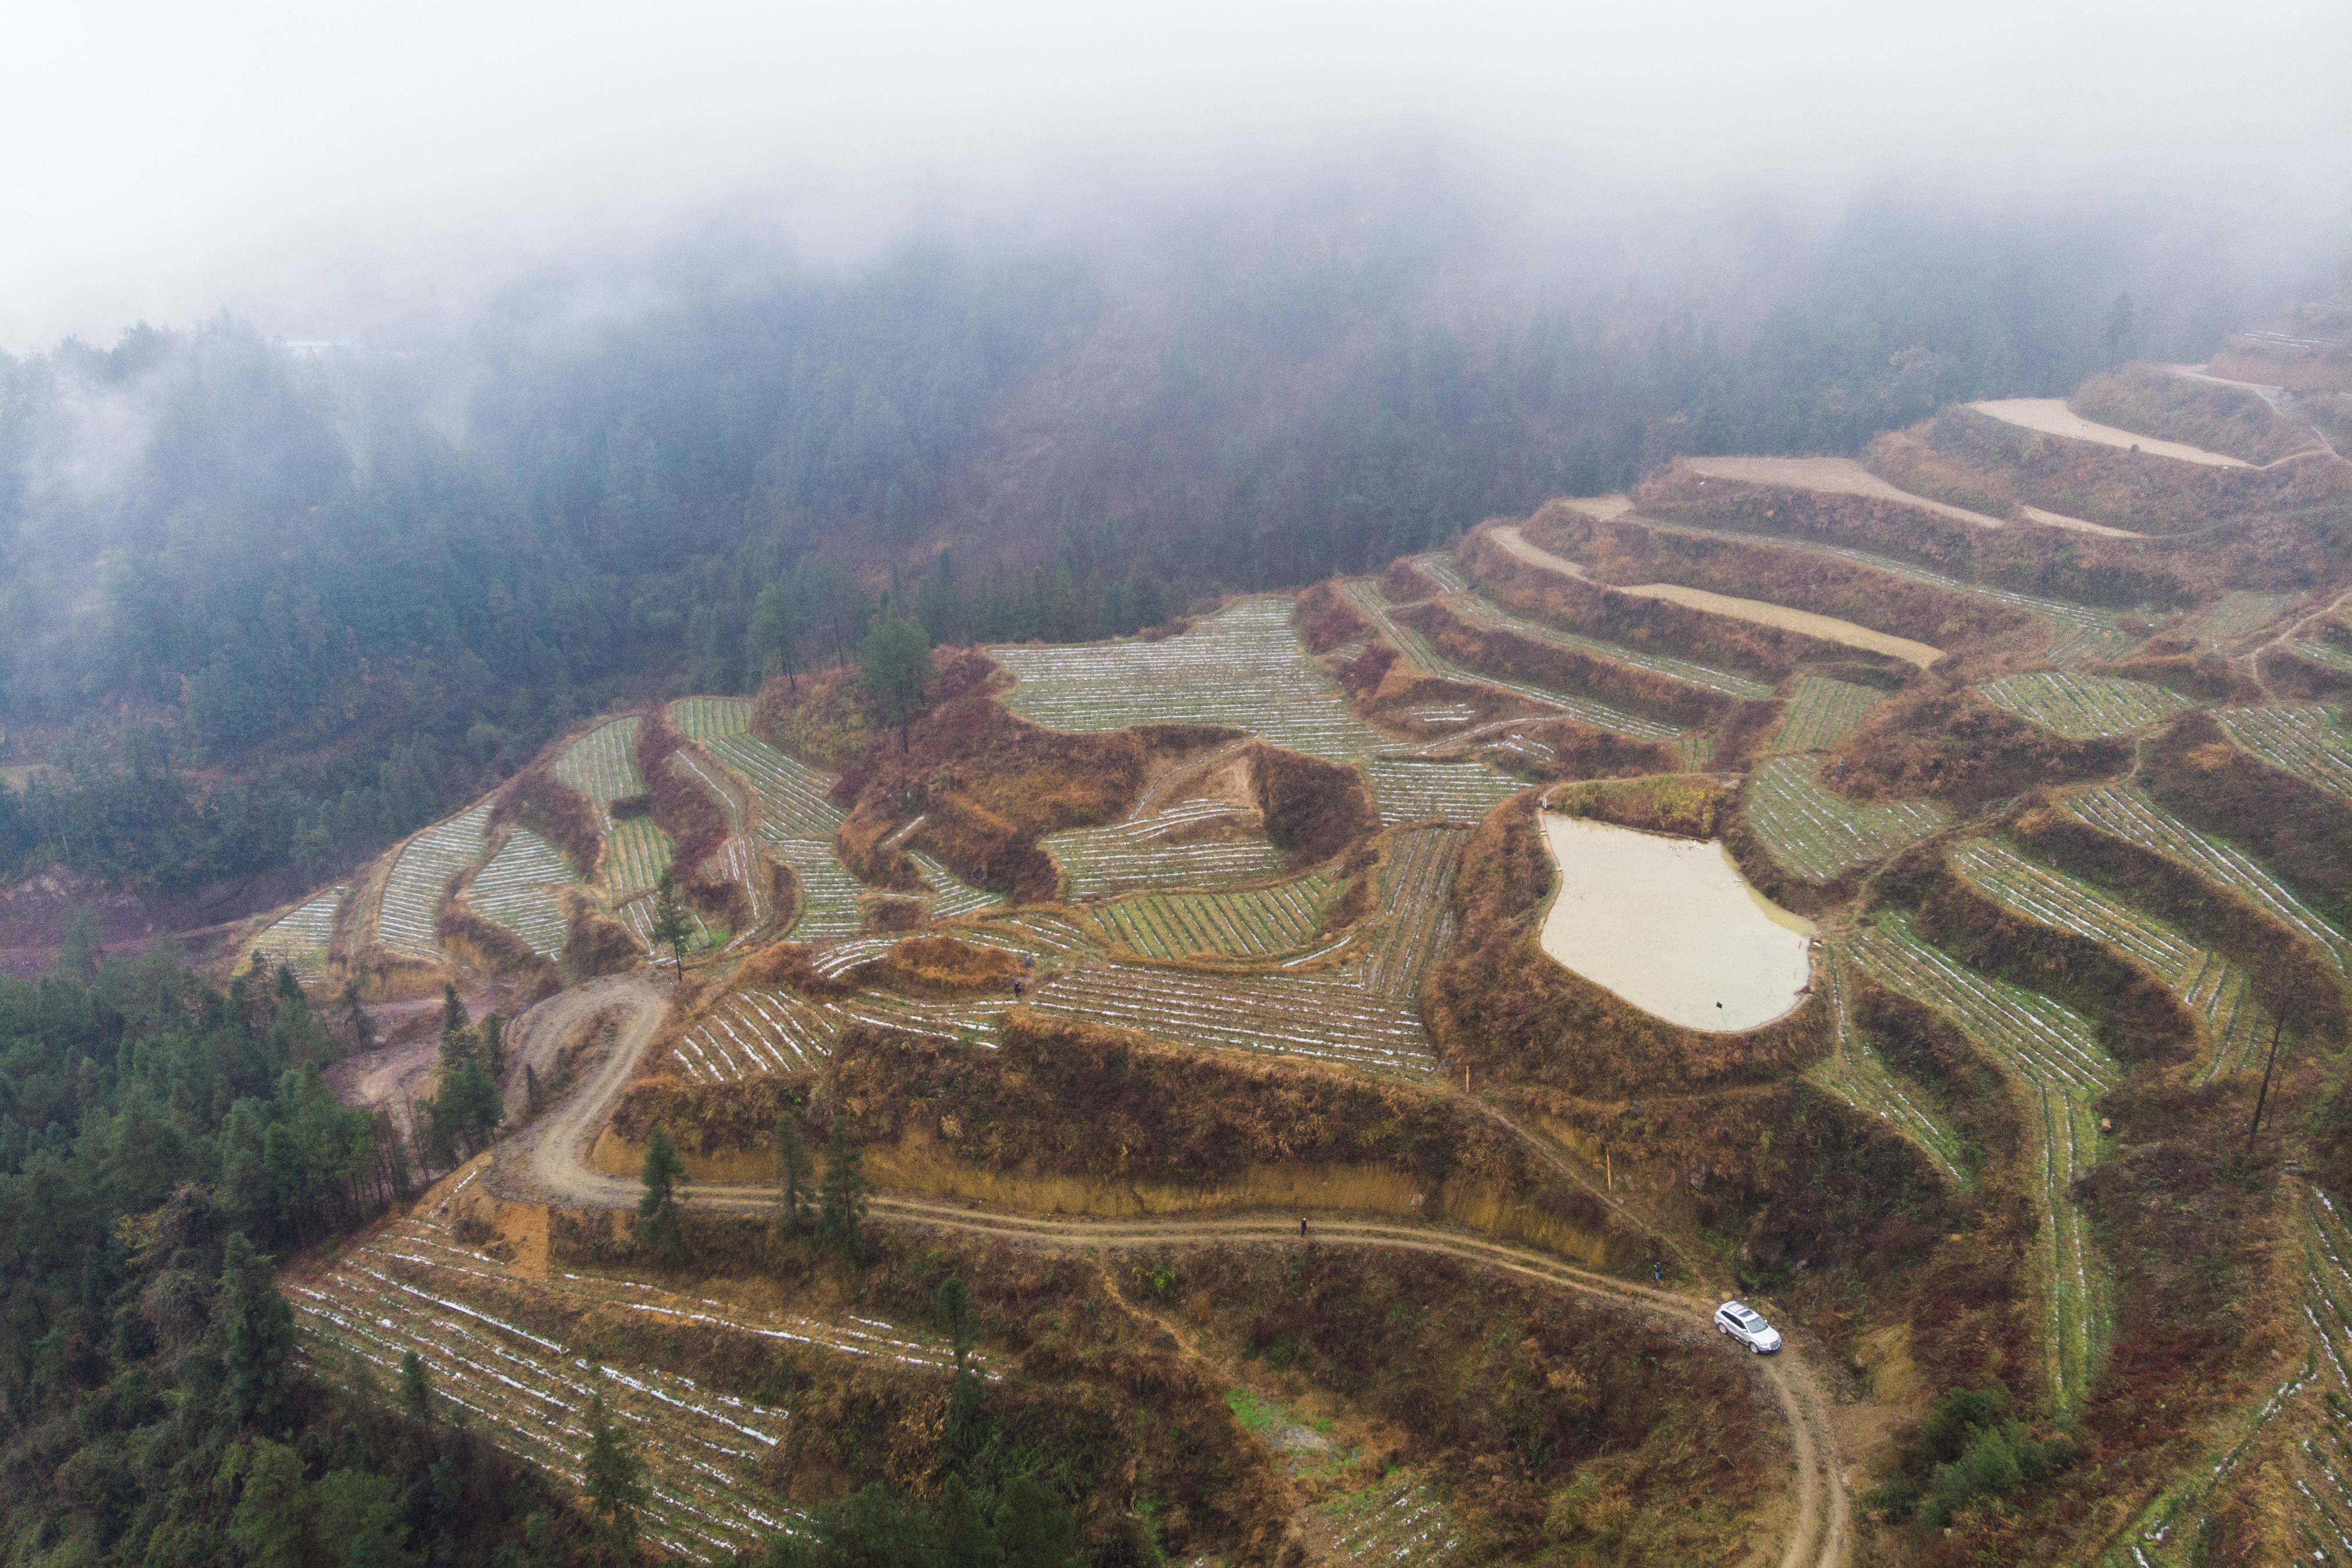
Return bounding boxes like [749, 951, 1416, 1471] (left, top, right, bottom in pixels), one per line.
[1537, 813, 1815, 1031]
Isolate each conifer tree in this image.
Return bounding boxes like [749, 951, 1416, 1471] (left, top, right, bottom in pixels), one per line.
[818, 1120, 869, 1262]
[650, 871, 694, 977]
[638, 1124, 686, 1260]
[582, 1385, 648, 1553]
[776, 1107, 813, 1236]
[221, 1233, 295, 1434]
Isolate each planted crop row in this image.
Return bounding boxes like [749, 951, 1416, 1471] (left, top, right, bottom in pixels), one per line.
[378, 801, 494, 959]
[1446, 586, 1773, 699]
[294, 1205, 980, 1560]
[1743, 757, 1952, 881]
[1339, 581, 1681, 740]
[991, 597, 1389, 762]
[1028, 961, 1440, 1076]
[2292, 639, 2352, 677]
[2193, 589, 2297, 645]
[809, 936, 905, 978]
[604, 817, 675, 898]
[1321, 1469, 1466, 1567]
[2119, 1187, 2352, 1565]
[1847, 912, 2113, 1412]
[908, 852, 1003, 919]
[293, 1246, 794, 1558]
[771, 840, 867, 941]
[680, 986, 842, 1078]
[2217, 704, 2352, 799]
[1402, 704, 1480, 726]
[467, 829, 578, 956]
[1361, 826, 1468, 1000]
[1410, 553, 1471, 594]
[1772, 676, 1882, 752]
[1952, 838, 2272, 1081]
[1364, 759, 1523, 826]
[1048, 802, 1288, 898]
[956, 910, 1103, 961]
[1808, 946, 1969, 1188]
[1976, 670, 2190, 740]
[553, 717, 645, 812]
[1649, 517, 2142, 665]
[1094, 872, 1338, 960]
[669, 751, 767, 934]
[669, 695, 753, 741]
[248, 885, 345, 980]
[2063, 784, 2352, 975]
[705, 730, 845, 841]
[676, 983, 1016, 1082]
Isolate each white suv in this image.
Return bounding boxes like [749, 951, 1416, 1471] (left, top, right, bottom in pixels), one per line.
[1715, 1300, 1782, 1354]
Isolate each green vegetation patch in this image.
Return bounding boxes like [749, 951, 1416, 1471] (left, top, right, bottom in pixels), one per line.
[1975, 670, 2191, 740]
[553, 717, 646, 811]
[1741, 757, 1951, 881]
[1094, 871, 1339, 961]
[1772, 674, 1883, 751]
[2216, 703, 2352, 798]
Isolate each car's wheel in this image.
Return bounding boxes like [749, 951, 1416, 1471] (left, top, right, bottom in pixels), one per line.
[1751, 1341, 1762, 1354]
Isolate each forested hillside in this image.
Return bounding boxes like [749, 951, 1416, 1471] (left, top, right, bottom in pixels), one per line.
[0, 191, 2289, 901]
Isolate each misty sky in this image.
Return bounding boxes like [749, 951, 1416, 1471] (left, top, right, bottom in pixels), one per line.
[5, 0, 2347, 350]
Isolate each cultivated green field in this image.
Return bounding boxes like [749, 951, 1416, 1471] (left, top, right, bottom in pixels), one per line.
[1772, 675, 1883, 751]
[1975, 670, 2190, 739]
[1848, 911, 2114, 1412]
[1741, 756, 1951, 880]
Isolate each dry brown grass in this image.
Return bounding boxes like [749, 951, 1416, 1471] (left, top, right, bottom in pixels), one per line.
[1831, 686, 2129, 810]
[1459, 519, 1847, 677]
[2074, 363, 2320, 463]
[488, 767, 605, 881]
[1390, 597, 1733, 729]
[1871, 406, 2350, 536]
[816, 649, 1239, 902]
[1544, 773, 1734, 838]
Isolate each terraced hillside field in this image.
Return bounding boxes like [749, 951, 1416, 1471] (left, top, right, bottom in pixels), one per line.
[1046, 799, 1287, 897]
[1444, 580, 1775, 698]
[291, 1191, 978, 1562]
[1631, 514, 2144, 665]
[2060, 784, 2352, 975]
[377, 801, 494, 959]
[1339, 579, 1680, 740]
[1024, 826, 1465, 1075]
[467, 829, 579, 956]
[2216, 703, 2352, 796]
[1848, 912, 2115, 1412]
[991, 597, 1388, 762]
[2118, 1186, 2352, 1564]
[1806, 946, 1970, 1189]
[553, 717, 646, 816]
[1975, 670, 2191, 739]
[244, 884, 346, 979]
[1772, 676, 1883, 752]
[1950, 838, 2272, 1081]
[1092, 870, 1340, 960]
[1742, 756, 1952, 881]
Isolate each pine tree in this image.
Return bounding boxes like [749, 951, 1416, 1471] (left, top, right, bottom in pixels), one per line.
[440, 982, 468, 1039]
[858, 608, 935, 753]
[650, 871, 694, 977]
[221, 1233, 295, 1434]
[400, 1347, 433, 1423]
[777, 1108, 813, 1236]
[993, 1476, 1081, 1568]
[582, 1386, 648, 1552]
[818, 1120, 869, 1262]
[638, 1124, 686, 1260]
[938, 1273, 984, 1461]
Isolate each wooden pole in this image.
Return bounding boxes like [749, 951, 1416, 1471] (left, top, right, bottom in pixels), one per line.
[2247, 1018, 2286, 1154]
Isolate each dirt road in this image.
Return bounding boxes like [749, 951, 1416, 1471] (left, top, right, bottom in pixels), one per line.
[483, 970, 1851, 1567]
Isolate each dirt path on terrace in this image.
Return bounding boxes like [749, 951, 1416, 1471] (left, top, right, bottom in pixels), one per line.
[1969, 397, 2262, 468]
[1489, 525, 1942, 669]
[483, 966, 1852, 1568]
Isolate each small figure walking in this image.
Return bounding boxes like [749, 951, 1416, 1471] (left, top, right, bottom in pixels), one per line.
[1652, 1260, 1661, 1284]
[1300, 1218, 1308, 1239]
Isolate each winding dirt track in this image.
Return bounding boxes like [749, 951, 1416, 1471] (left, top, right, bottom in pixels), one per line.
[487, 973, 1850, 1568]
